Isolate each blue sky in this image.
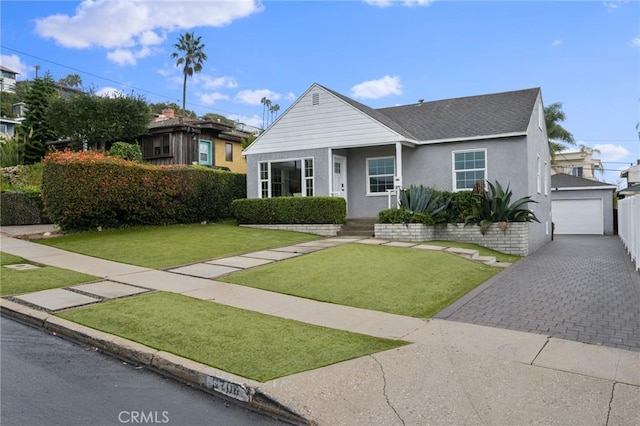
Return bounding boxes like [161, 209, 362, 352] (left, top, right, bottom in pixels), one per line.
[1, 0, 638, 186]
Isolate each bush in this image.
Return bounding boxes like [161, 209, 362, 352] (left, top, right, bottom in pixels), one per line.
[42, 151, 246, 230]
[109, 142, 142, 163]
[0, 189, 50, 225]
[232, 197, 346, 225]
[1, 163, 43, 190]
[378, 208, 447, 226]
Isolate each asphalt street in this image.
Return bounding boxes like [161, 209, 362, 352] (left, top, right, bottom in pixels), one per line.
[0, 317, 285, 426]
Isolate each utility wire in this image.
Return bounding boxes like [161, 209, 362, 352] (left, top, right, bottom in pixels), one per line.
[1, 45, 257, 119]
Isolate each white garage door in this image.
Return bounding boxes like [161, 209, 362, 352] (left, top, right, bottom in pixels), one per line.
[552, 199, 603, 235]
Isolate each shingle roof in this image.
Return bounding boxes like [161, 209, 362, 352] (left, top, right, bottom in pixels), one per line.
[551, 173, 616, 188]
[321, 85, 541, 142]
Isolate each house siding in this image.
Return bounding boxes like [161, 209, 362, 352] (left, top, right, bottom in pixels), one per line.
[214, 139, 246, 173]
[524, 94, 552, 253]
[244, 85, 407, 155]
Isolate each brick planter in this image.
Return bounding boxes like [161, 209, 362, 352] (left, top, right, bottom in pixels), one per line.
[240, 224, 343, 237]
[375, 222, 529, 255]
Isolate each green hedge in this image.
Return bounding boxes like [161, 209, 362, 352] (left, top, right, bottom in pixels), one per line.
[0, 189, 50, 225]
[42, 151, 246, 231]
[378, 188, 477, 225]
[232, 197, 346, 225]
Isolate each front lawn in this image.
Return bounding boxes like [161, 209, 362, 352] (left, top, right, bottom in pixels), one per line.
[58, 292, 406, 382]
[0, 252, 99, 296]
[37, 223, 320, 269]
[220, 244, 500, 318]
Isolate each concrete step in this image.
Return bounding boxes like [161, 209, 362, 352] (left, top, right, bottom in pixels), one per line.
[475, 255, 497, 266]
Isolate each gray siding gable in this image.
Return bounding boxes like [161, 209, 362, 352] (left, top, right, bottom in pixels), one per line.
[243, 84, 413, 155]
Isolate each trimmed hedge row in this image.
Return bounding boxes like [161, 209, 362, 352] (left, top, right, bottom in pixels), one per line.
[0, 190, 50, 226]
[232, 197, 346, 225]
[42, 151, 246, 231]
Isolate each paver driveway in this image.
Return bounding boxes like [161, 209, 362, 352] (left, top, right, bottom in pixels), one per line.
[437, 235, 640, 352]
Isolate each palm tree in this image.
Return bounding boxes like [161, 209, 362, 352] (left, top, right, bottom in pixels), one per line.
[171, 32, 207, 113]
[273, 104, 280, 121]
[264, 98, 272, 127]
[545, 102, 575, 161]
[260, 97, 268, 129]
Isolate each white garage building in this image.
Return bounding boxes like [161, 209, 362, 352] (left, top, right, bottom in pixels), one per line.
[550, 173, 617, 235]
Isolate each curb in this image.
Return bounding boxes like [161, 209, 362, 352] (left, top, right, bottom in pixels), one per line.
[0, 299, 312, 426]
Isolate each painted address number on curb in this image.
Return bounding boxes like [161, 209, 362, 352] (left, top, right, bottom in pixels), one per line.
[205, 376, 252, 402]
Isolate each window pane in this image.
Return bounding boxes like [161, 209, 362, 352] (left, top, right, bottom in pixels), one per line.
[225, 143, 233, 162]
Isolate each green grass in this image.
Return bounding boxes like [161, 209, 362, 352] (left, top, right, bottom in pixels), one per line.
[425, 240, 522, 263]
[58, 292, 406, 382]
[220, 244, 499, 318]
[37, 223, 320, 269]
[0, 252, 99, 296]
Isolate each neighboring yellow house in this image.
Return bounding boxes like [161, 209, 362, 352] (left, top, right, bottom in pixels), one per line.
[140, 109, 248, 173]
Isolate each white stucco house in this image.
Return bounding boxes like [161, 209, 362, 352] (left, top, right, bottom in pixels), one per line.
[243, 83, 552, 253]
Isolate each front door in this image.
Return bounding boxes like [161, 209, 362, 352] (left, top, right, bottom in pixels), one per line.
[332, 155, 347, 202]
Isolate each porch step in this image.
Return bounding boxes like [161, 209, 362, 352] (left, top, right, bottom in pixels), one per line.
[338, 218, 376, 237]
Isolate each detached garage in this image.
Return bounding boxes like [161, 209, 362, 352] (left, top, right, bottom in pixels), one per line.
[551, 174, 616, 235]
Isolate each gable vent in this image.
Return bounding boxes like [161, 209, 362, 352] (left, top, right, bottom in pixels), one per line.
[312, 93, 320, 106]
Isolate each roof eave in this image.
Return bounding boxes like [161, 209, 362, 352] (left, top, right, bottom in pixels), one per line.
[415, 131, 527, 145]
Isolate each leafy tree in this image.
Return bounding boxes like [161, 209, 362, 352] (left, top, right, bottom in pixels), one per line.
[21, 75, 59, 164]
[109, 141, 142, 162]
[47, 92, 150, 151]
[171, 32, 207, 112]
[241, 134, 256, 150]
[545, 102, 575, 160]
[58, 74, 83, 89]
[202, 112, 235, 126]
[148, 102, 196, 119]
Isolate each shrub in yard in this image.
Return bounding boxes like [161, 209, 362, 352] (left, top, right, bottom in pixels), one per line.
[0, 189, 50, 225]
[42, 151, 246, 230]
[108, 142, 142, 163]
[465, 180, 539, 234]
[232, 197, 346, 224]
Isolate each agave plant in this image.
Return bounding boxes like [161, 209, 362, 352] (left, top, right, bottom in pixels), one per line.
[466, 180, 539, 234]
[399, 185, 449, 216]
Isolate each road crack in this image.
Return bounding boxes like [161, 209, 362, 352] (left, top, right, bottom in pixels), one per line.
[371, 355, 405, 426]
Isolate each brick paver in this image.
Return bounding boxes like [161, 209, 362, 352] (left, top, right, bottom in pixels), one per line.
[436, 236, 640, 352]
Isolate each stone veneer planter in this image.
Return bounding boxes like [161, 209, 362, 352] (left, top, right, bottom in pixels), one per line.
[375, 222, 529, 256]
[240, 224, 343, 237]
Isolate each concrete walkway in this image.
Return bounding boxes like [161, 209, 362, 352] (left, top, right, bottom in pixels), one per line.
[1, 229, 639, 425]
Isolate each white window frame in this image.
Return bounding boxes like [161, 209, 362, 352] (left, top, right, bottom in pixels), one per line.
[537, 154, 541, 194]
[452, 149, 487, 192]
[366, 156, 395, 196]
[257, 157, 314, 198]
[544, 160, 549, 196]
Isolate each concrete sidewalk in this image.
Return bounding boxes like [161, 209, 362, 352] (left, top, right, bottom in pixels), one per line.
[1, 231, 639, 425]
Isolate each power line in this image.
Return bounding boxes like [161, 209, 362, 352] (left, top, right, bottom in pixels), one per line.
[1, 45, 256, 119]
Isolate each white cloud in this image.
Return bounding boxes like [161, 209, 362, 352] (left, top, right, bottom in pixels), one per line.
[0, 54, 30, 79]
[107, 49, 137, 66]
[234, 89, 280, 105]
[603, 1, 628, 10]
[631, 37, 640, 47]
[351, 75, 403, 99]
[195, 75, 238, 89]
[96, 87, 124, 97]
[364, 0, 433, 7]
[34, 0, 263, 65]
[198, 92, 230, 105]
[228, 113, 262, 128]
[285, 91, 296, 101]
[551, 40, 562, 46]
[592, 144, 630, 162]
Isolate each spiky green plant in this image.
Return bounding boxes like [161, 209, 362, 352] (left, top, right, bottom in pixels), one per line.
[466, 180, 539, 234]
